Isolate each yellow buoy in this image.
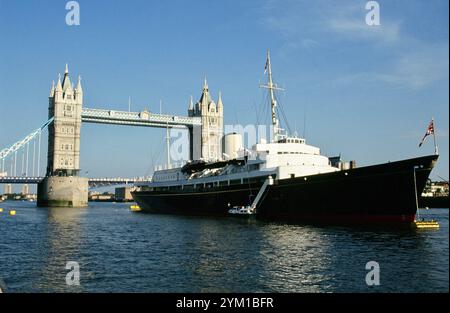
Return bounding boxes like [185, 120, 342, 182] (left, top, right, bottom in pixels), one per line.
[412, 220, 439, 229]
[0, 208, 3, 213]
[129, 205, 141, 212]
[9, 210, 16, 216]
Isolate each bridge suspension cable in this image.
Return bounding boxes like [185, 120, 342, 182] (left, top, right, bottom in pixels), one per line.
[0, 117, 54, 175]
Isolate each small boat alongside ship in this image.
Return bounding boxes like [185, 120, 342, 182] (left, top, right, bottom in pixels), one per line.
[228, 206, 256, 216]
[132, 51, 439, 224]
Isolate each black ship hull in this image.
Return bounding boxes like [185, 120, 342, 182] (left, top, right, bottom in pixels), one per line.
[132, 155, 438, 224]
[419, 195, 449, 209]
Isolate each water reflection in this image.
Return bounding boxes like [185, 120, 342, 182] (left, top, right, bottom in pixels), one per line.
[0, 203, 447, 292]
[33, 208, 87, 292]
[255, 224, 334, 292]
[172, 215, 448, 292]
[170, 217, 334, 292]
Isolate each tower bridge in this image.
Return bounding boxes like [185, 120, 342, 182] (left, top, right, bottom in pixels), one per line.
[0, 176, 147, 188]
[81, 107, 202, 128]
[0, 65, 224, 207]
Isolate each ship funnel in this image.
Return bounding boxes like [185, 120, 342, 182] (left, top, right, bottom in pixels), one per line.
[222, 133, 243, 160]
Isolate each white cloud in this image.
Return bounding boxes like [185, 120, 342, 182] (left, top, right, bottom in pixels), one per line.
[261, 0, 449, 90]
[376, 43, 449, 89]
[327, 18, 401, 44]
[331, 43, 449, 90]
[325, 1, 401, 44]
[262, 0, 401, 48]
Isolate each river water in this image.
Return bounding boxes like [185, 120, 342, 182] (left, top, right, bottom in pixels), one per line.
[0, 201, 448, 292]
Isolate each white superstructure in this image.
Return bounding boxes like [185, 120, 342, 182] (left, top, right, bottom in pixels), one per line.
[137, 51, 340, 189]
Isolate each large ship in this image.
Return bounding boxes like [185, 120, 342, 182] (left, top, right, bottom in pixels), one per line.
[132, 51, 439, 224]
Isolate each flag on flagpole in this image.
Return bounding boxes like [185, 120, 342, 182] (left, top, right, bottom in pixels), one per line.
[419, 120, 435, 147]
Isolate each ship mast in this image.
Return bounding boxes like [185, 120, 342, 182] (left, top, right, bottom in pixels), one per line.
[260, 50, 284, 142]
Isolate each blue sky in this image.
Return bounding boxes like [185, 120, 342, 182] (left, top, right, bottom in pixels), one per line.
[0, 0, 448, 191]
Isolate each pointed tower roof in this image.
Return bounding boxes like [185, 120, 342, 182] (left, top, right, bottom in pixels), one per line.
[188, 95, 194, 110]
[199, 77, 212, 106]
[217, 91, 223, 109]
[75, 75, 83, 93]
[56, 74, 63, 92]
[62, 64, 72, 91]
[49, 80, 55, 97]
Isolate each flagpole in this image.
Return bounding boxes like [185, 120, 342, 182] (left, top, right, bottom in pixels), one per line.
[432, 117, 438, 155]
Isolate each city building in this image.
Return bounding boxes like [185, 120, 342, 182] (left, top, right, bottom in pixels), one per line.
[422, 181, 449, 197]
[3, 184, 12, 195]
[115, 187, 136, 202]
[21, 184, 29, 195]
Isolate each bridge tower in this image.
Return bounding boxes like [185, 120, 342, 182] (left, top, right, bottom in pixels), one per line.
[188, 79, 224, 161]
[37, 65, 88, 207]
